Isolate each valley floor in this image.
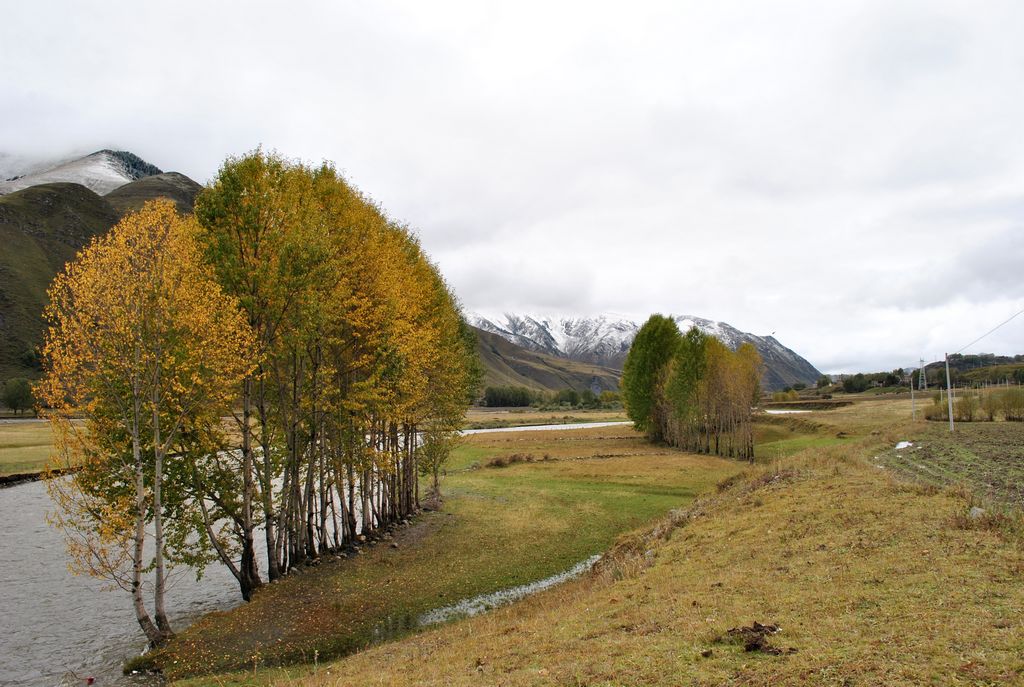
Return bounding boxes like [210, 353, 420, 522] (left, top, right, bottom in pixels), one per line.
[173, 400, 1024, 686]
[160, 424, 741, 680]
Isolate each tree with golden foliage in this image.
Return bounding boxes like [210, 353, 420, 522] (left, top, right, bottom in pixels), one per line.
[192, 150, 480, 594]
[623, 317, 762, 460]
[38, 199, 255, 646]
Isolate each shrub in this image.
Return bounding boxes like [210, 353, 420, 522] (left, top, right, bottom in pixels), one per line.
[1001, 388, 1024, 421]
[553, 388, 581, 407]
[486, 453, 539, 468]
[1, 378, 34, 415]
[954, 393, 979, 422]
[980, 391, 1000, 422]
[925, 392, 948, 421]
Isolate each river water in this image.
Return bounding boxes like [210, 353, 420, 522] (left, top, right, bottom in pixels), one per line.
[0, 480, 250, 687]
[461, 420, 631, 435]
[1, 421, 629, 687]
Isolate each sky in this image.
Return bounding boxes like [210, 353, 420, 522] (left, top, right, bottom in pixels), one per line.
[2, 0, 1023, 373]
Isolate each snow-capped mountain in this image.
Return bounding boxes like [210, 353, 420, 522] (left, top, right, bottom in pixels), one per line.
[468, 313, 637, 366]
[467, 312, 822, 391]
[0, 150, 162, 196]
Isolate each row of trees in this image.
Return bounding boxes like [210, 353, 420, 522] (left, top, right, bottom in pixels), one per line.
[483, 385, 536, 407]
[481, 384, 620, 409]
[925, 388, 1024, 422]
[837, 369, 905, 393]
[621, 315, 762, 460]
[40, 152, 481, 647]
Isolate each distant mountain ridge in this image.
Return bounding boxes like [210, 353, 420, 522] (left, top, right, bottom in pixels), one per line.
[0, 149, 162, 196]
[472, 327, 621, 394]
[467, 312, 822, 391]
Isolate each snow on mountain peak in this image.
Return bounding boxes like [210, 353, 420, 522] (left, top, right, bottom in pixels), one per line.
[466, 311, 822, 390]
[0, 149, 162, 196]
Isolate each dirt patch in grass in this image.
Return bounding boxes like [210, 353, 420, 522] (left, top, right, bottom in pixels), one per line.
[715, 621, 798, 655]
[878, 420, 1024, 508]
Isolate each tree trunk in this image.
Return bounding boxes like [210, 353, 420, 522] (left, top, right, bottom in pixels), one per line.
[151, 391, 172, 636]
[131, 394, 163, 646]
[259, 375, 281, 581]
[239, 377, 262, 599]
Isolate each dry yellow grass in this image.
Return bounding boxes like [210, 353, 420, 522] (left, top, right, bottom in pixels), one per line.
[276, 439, 1024, 686]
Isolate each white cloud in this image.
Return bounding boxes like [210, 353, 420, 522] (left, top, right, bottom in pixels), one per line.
[2, 0, 1023, 372]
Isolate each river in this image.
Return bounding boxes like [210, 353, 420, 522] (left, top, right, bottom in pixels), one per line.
[0, 479, 254, 687]
[0, 421, 631, 687]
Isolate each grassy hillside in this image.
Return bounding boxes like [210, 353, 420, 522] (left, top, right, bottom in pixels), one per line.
[301, 437, 1022, 687]
[0, 176, 202, 380]
[0, 183, 119, 379]
[474, 327, 621, 393]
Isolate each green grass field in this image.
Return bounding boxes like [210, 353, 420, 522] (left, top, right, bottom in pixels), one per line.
[0, 420, 55, 476]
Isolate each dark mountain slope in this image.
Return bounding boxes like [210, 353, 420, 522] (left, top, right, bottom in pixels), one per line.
[0, 165, 204, 380]
[104, 172, 203, 216]
[473, 327, 620, 393]
[0, 183, 119, 378]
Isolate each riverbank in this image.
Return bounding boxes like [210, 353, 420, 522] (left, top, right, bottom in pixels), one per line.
[161, 403, 886, 682]
[182, 399, 1024, 686]
[151, 424, 743, 680]
[0, 465, 76, 487]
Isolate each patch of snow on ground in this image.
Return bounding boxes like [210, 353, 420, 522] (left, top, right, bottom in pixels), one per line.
[895, 441, 913, 450]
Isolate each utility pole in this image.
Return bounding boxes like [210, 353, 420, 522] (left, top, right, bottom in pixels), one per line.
[910, 372, 916, 421]
[945, 353, 954, 432]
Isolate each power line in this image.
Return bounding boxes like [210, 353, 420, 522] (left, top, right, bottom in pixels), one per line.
[954, 306, 1024, 355]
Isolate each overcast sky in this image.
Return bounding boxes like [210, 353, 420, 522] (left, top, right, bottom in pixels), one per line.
[2, 0, 1023, 373]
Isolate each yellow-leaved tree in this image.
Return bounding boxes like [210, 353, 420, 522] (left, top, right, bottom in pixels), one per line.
[37, 199, 255, 647]
[191, 151, 481, 590]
